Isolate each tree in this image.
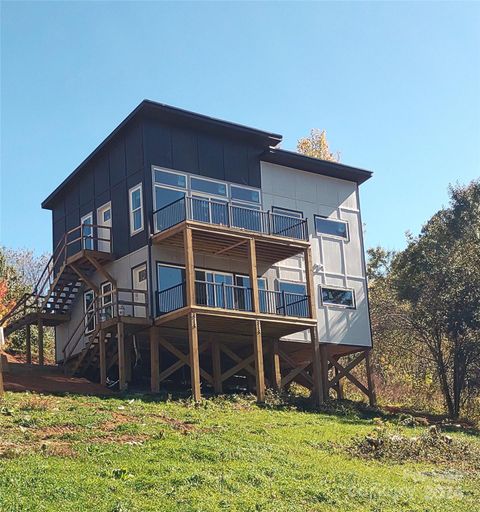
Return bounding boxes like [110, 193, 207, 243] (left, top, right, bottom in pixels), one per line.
[297, 129, 340, 162]
[391, 180, 480, 418]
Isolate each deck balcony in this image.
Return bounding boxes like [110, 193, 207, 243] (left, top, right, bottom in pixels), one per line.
[151, 197, 310, 266]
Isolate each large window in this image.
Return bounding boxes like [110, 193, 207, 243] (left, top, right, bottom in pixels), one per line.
[272, 207, 304, 238]
[277, 281, 308, 317]
[157, 264, 186, 314]
[153, 170, 187, 232]
[230, 185, 260, 204]
[191, 177, 227, 197]
[315, 215, 348, 239]
[129, 184, 144, 235]
[321, 287, 355, 308]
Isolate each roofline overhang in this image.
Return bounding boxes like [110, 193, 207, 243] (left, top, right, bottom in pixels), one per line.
[260, 148, 373, 185]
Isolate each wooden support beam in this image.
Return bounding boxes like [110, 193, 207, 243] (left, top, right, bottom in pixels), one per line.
[308, 328, 323, 405]
[99, 329, 107, 386]
[26, 324, 32, 365]
[215, 239, 246, 256]
[184, 228, 195, 307]
[253, 320, 265, 402]
[212, 342, 222, 394]
[84, 254, 117, 287]
[117, 322, 126, 391]
[365, 350, 377, 407]
[281, 360, 312, 388]
[329, 355, 370, 398]
[329, 352, 366, 388]
[319, 344, 329, 402]
[69, 263, 98, 293]
[37, 319, 44, 366]
[247, 238, 260, 313]
[271, 340, 282, 391]
[150, 327, 160, 393]
[334, 366, 344, 400]
[188, 312, 201, 402]
[220, 344, 257, 378]
[125, 337, 132, 383]
[220, 354, 256, 382]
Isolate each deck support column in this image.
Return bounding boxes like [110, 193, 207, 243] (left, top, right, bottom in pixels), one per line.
[212, 342, 222, 394]
[271, 339, 282, 391]
[99, 329, 107, 386]
[125, 337, 132, 383]
[26, 324, 32, 365]
[365, 350, 377, 407]
[188, 312, 201, 402]
[319, 344, 329, 402]
[184, 227, 195, 308]
[305, 247, 324, 405]
[335, 366, 344, 400]
[253, 320, 265, 403]
[117, 322, 127, 391]
[247, 238, 260, 313]
[150, 327, 160, 393]
[37, 319, 44, 366]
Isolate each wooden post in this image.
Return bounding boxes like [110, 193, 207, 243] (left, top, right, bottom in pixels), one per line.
[253, 320, 265, 402]
[310, 327, 324, 405]
[117, 322, 126, 391]
[37, 319, 44, 366]
[335, 366, 344, 400]
[125, 337, 132, 383]
[150, 327, 160, 393]
[271, 339, 282, 391]
[184, 227, 195, 307]
[188, 312, 201, 402]
[319, 344, 330, 402]
[212, 342, 222, 394]
[99, 330, 107, 386]
[26, 324, 32, 365]
[247, 238, 260, 313]
[365, 350, 377, 407]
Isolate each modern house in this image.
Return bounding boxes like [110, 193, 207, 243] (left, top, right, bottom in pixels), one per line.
[1, 100, 375, 404]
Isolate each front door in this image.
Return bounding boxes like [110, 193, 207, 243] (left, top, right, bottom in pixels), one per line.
[97, 202, 112, 253]
[132, 264, 147, 318]
[81, 212, 94, 250]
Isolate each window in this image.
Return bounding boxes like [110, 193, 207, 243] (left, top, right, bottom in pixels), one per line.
[191, 177, 227, 197]
[315, 215, 348, 239]
[80, 213, 94, 250]
[278, 281, 308, 317]
[230, 185, 260, 204]
[278, 281, 307, 295]
[100, 282, 113, 320]
[321, 287, 355, 308]
[129, 184, 144, 235]
[83, 290, 95, 333]
[154, 169, 186, 188]
[157, 264, 186, 314]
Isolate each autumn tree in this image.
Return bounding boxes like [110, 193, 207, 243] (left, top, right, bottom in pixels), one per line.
[297, 128, 340, 162]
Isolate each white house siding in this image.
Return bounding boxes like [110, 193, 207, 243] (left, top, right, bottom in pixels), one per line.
[55, 246, 149, 362]
[260, 161, 372, 348]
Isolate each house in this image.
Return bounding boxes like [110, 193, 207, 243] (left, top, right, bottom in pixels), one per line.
[1, 100, 375, 404]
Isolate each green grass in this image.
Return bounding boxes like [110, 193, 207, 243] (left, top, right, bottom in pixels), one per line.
[0, 391, 479, 512]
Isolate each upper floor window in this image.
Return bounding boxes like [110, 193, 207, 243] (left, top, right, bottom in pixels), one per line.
[315, 215, 348, 239]
[230, 185, 261, 204]
[321, 287, 355, 308]
[129, 183, 144, 235]
[154, 169, 186, 188]
[191, 177, 227, 197]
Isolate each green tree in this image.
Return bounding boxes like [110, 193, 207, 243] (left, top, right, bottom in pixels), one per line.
[392, 180, 480, 418]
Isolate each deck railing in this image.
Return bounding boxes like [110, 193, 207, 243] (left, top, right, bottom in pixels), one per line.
[156, 281, 310, 319]
[152, 197, 308, 241]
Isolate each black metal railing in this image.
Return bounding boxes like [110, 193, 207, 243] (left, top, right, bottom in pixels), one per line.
[195, 281, 253, 312]
[259, 290, 310, 318]
[152, 197, 308, 241]
[155, 281, 310, 318]
[156, 282, 187, 315]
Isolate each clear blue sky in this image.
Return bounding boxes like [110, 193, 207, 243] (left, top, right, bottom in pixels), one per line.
[1, 1, 479, 255]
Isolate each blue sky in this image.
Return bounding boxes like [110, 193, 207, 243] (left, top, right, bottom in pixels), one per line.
[1, 1, 479, 255]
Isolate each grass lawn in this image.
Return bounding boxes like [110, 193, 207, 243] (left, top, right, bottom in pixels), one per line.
[0, 391, 479, 512]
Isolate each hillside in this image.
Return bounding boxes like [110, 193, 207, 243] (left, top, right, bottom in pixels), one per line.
[0, 391, 479, 512]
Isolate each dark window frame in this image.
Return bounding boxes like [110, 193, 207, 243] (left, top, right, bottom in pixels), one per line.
[320, 286, 356, 309]
[314, 214, 349, 240]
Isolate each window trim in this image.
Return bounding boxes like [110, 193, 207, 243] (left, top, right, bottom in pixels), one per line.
[129, 183, 144, 236]
[314, 214, 349, 240]
[153, 167, 187, 189]
[272, 206, 304, 219]
[276, 279, 307, 295]
[229, 183, 262, 205]
[83, 289, 96, 334]
[320, 286, 356, 309]
[190, 175, 228, 198]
